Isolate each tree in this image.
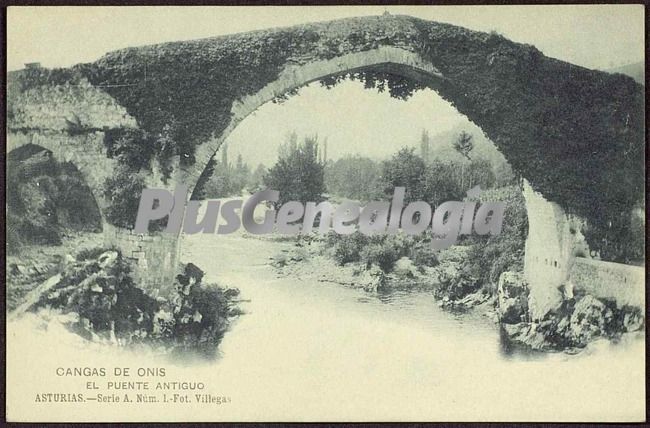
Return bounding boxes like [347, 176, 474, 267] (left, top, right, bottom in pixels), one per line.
[231, 154, 251, 195]
[453, 131, 474, 191]
[325, 155, 382, 202]
[420, 161, 463, 208]
[466, 158, 496, 190]
[247, 163, 268, 193]
[264, 133, 326, 206]
[419, 129, 431, 164]
[462, 185, 528, 290]
[380, 147, 427, 204]
[453, 131, 474, 161]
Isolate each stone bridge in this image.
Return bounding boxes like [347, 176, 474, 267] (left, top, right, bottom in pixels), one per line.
[6, 15, 644, 310]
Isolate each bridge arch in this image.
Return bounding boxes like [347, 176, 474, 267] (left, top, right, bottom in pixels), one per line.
[180, 48, 593, 318]
[7, 15, 644, 308]
[183, 46, 445, 190]
[7, 131, 117, 217]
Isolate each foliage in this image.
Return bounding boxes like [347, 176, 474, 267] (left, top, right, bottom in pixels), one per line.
[100, 126, 177, 228]
[359, 234, 412, 273]
[10, 16, 641, 256]
[12, 67, 83, 92]
[408, 18, 643, 261]
[409, 240, 439, 269]
[103, 167, 165, 232]
[328, 230, 434, 274]
[434, 261, 481, 301]
[380, 147, 428, 204]
[168, 263, 241, 358]
[80, 26, 324, 167]
[248, 163, 268, 193]
[76, 246, 113, 261]
[191, 157, 217, 201]
[328, 231, 369, 265]
[324, 155, 382, 202]
[360, 243, 400, 272]
[200, 144, 253, 199]
[320, 70, 426, 100]
[34, 250, 241, 358]
[379, 147, 495, 208]
[6, 147, 102, 251]
[264, 134, 326, 206]
[103, 126, 175, 182]
[453, 131, 474, 160]
[35, 250, 158, 340]
[462, 185, 528, 290]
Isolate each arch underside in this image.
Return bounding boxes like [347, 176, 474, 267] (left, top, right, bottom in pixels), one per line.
[6, 142, 105, 237]
[183, 46, 449, 193]
[7, 131, 116, 217]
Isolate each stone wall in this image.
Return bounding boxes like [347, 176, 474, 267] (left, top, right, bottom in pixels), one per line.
[570, 258, 644, 308]
[7, 78, 181, 297]
[523, 180, 644, 319]
[7, 77, 136, 131]
[103, 224, 181, 298]
[522, 180, 587, 319]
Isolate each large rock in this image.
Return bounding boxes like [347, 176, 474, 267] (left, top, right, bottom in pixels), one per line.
[622, 306, 644, 332]
[393, 257, 418, 280]
[358, 264, 386, 292]
[496, 271, 529, 324]
[567, 295, 613, 344]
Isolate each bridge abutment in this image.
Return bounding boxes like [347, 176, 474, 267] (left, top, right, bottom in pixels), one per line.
[103, 223, 181, 298]
[523, 180, 644, 319]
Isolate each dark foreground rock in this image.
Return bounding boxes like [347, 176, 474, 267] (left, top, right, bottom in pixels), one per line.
[25, 248, 241, 358]
[497, 271, 645, 351]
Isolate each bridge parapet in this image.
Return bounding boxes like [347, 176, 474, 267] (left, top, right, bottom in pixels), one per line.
[569, 258, 644, 308]
[7, 76, 136, 132]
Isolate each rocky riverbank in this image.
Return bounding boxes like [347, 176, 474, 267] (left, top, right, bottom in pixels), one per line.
[495, 271, 645, 352]
[6, 232, 104, 311]
[268, 234, 499, 321]
[11, 246, 242, 359]
[269, 234, 644, 354]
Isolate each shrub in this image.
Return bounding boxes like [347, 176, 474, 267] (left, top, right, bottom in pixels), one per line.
[331, 232, 369, 265]
[359, 234, 412, 273]
[409, 242, 439, 269]
[360, 243, 400, 272]
[34, 251, 240, 358]
[169, 263, 241, 358]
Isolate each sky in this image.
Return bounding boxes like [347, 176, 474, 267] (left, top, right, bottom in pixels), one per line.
[7, 5, 644, 72]
[7, 5, 645, 167]
[226, 82, 479, 167]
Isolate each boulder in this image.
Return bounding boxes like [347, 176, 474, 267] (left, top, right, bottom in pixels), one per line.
[568, 295, 612, 345]
[496, 271, 529, 324]
[622, 307, 644, 332]
[393, 257, 418, 279]
[358, 264, 386, 292]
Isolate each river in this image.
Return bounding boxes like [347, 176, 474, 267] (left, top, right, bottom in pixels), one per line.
[6, 228, 645, 422]
[179, 230, 646, 421]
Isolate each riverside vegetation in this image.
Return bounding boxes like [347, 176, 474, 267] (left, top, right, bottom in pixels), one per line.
[6, 147, 242, 360]
[263, 131, 644, 353]
[6, 122, 643, 357]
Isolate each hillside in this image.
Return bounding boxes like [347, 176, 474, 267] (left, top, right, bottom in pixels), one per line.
[605, 61, 644, 85]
